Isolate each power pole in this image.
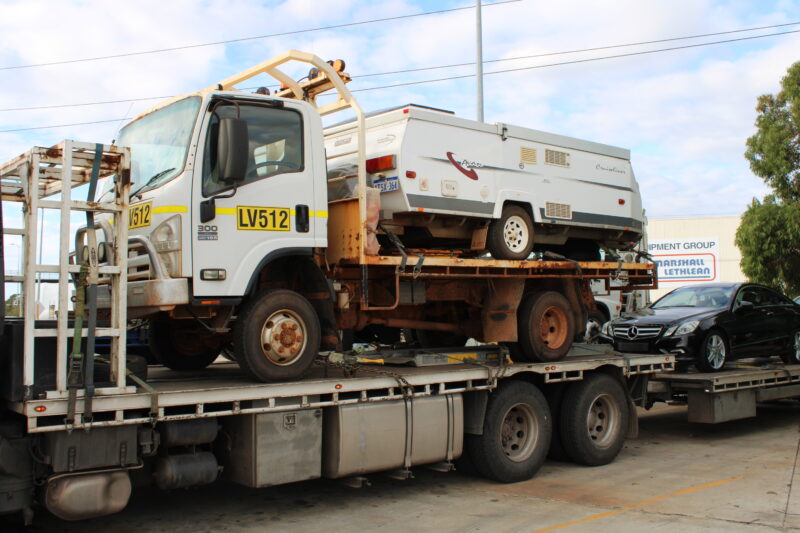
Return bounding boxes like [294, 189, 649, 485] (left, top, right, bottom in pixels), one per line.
[476, 0, 484, 122]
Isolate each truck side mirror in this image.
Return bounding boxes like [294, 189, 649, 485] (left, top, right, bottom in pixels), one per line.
[217, 117, 249, 183]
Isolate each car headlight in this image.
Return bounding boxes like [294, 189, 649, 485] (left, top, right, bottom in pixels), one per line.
[601, 321, 613, 336]
[665, 320, 699, 336]
[151, 214, 182, 277]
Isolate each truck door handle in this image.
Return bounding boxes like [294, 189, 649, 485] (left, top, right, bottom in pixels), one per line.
[295, 204, 309, 233]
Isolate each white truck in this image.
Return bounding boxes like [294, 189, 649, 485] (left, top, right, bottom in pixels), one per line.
[324, 104, 644, 260]
[82, 50, 654, 383]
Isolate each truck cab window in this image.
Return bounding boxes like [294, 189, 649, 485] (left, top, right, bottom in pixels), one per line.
[203, 102, 304, 197]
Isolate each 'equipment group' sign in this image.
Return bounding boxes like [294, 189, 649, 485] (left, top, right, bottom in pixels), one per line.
[648, 238, 719, 283]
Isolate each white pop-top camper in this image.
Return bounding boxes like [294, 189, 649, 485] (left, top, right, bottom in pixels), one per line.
[325, 104, 644, 260]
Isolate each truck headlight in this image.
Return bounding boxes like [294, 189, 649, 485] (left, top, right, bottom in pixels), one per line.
[665, 320, 699, 337]
[151, 214, 181, 277]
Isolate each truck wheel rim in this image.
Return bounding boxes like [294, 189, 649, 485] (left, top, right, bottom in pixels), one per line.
[260, 309, 307, 366]
[503, 215, 528, 253]
[793, 331, 800, 362]
[586, 393, 621, 448]
[706, 334, 725, 369]
[500, 403, 539, 462]
[539, 305, 568, 348]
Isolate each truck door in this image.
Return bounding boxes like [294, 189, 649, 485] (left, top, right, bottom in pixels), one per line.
[191, 99, 316, 297]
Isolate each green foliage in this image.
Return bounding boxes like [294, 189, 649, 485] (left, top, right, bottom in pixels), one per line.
[4, 293, 21, 317]
[735, 196, 800, 296]
[738, 62, 800, 294]
[744, 61, 800, 202]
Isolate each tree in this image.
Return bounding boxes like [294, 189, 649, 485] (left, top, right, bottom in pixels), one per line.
[735, 196, 800, 296]
[744, 61, 800, 202]
[737, 62, 800, 294]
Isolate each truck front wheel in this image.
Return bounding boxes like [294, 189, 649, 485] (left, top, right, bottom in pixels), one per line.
[465, 380, 551, 483]
[234, 289, 321, 382]
[487, 205, 534, 260]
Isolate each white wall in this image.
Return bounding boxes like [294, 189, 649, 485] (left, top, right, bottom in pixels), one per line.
[646, 215, 745, 300]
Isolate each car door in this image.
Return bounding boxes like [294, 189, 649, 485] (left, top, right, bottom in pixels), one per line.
[728, 286, 771, 358]
[191, 98, 317, 298]
[758, 287, 794, 354]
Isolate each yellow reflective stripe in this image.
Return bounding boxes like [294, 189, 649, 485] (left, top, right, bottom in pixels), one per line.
[215, 207, 236, 215]
[152, 205, 188, 214]
[313, 211, 328, 218]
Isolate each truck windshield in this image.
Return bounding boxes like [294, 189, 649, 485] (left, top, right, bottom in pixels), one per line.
[117, 96, 201, 194]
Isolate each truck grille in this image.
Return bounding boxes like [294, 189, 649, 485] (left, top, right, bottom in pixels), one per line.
[613, 325, 662, 340]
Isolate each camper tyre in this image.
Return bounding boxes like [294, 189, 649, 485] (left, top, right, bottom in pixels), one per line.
[487, 205, 534, 260]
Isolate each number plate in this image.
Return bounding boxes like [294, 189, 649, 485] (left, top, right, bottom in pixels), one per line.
[129, 202, 152, 229]
[236, 206, 291, 231]
[373, 177, 399, 193]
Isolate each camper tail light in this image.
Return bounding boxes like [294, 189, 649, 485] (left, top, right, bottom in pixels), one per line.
[366, 155, 396, 173]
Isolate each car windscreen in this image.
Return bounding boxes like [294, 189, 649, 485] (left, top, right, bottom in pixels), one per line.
[651, 285, 734, 309]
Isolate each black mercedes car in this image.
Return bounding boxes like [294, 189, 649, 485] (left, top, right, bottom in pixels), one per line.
[599, 282, 800, 371]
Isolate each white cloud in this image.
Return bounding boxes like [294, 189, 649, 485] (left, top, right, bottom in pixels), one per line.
[1, 0, 799, 223]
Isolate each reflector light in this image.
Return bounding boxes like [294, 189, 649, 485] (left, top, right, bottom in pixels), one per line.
[366, 155, 396, 173]
[34, 406, 46, 412]
[403, 108, 409, 114]
[335, 384, 343, 390]
[406, 171, 417, 179]
[200, 300, 221, 305]
[618, 199, 625, 205]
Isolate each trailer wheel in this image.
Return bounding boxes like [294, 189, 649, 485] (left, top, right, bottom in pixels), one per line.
[781, 330, 800, 365]
[149, 315, 224, 371]
[234, 289, 320, 382]
[516, 291, 575, 362]
[559, 373, 628, 466]
[465, 380, 551, 483]
[487, 205, 534, 260]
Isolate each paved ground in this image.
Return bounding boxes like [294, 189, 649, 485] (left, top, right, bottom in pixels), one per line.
[5, 401, 800, 532]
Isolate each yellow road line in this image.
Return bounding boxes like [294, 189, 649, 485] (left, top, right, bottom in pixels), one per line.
[532, 475, 743, 532]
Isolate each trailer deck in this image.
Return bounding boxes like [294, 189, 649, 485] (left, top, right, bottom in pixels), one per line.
[649, 361, 800, 423]
[11, 347, 674, 433]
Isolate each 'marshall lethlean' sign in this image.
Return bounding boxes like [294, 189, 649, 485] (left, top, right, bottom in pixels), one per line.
[648, 238, 719, 283]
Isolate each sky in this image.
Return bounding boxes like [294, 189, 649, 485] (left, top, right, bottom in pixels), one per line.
[1, 0, 800, 288]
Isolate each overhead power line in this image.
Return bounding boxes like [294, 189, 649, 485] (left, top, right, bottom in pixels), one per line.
[2, 19, 797, 114]
[2, 25, 799, 134]
[0, 0, 520, 71]
[348, 27, 800, 93]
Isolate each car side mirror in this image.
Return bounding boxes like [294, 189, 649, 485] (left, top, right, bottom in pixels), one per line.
[736, 300, 754, 312]
[217, 117, 249, 183]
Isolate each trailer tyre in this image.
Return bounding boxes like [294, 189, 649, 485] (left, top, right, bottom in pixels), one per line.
[516, 291, 575, 362]
[781, 330, 800, 365]
[465, 380, 551, 483]
[234, 289, 321, 382]
[149, 315, 224, 371]
[559, 373, 628, 466]
[487, 205, 534, 260]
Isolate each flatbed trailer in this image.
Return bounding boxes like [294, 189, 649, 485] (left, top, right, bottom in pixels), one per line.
[648, 362, 800, 423]
[0, 341, 674, 523]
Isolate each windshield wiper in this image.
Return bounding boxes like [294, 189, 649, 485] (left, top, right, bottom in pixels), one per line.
[130, 168, 176, 200]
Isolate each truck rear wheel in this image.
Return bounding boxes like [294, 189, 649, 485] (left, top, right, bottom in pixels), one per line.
[559, 373, 628, 466]
[234, 289, 320, 382]
[149, 315, 224, 371]
[487, 205, 534, 260]
[515, 291, 575, 362]
[465, 380, 551, 483]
